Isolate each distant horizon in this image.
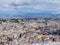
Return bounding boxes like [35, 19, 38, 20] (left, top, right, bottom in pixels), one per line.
[0, 12, 60, 18]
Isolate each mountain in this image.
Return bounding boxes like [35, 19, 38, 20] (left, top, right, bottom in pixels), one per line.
[0, 12, 60, 18]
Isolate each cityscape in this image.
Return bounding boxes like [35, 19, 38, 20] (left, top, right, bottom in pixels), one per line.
[0, 18, 60, 45]
[0, 0, 60, 45]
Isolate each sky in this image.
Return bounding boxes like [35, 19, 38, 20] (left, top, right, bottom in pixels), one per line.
[0, 0, 60, 18]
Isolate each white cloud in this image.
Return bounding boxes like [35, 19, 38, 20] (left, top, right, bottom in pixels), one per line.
[0, 0, 60, 14]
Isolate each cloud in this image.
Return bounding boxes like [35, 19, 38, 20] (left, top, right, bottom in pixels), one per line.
[0, 0, 60, 17]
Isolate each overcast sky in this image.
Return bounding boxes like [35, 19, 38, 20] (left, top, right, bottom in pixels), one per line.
[0, 0, 60, 17]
